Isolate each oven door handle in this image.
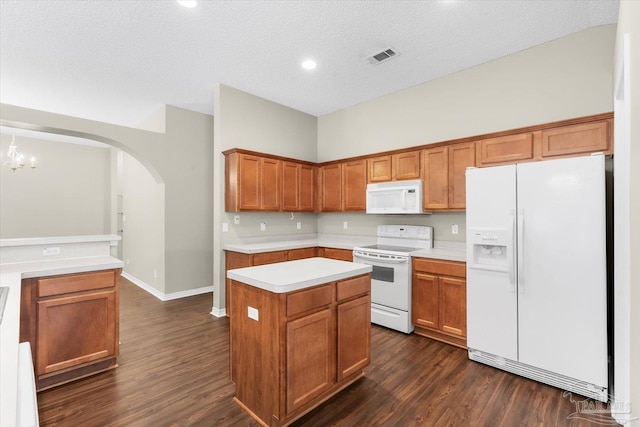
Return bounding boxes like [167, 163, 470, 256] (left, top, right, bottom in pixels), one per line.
[353, 253, 409, 264]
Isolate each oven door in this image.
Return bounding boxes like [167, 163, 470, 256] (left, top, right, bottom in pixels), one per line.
[352, 251, 410, 311]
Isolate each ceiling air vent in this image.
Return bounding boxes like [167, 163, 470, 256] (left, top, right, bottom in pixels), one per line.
[366, 47, 399, 65]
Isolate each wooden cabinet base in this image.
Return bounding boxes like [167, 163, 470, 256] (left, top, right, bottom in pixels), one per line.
[414, 326, 466, 349]
[36, 357, 118, 392]
[234, 372, 364, 427]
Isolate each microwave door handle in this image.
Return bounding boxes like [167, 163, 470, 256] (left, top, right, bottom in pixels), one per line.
[402, 189, 406, 209]
[353, 253, 409, 264]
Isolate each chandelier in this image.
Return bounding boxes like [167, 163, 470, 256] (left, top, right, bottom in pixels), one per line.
[3, 134, 36, 171]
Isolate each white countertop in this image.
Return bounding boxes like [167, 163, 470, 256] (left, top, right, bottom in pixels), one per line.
[224, 233, 466, 262]
[227, 257, 372, 293]
[223, 233, 377, 254]
[0, 234, 121, 247]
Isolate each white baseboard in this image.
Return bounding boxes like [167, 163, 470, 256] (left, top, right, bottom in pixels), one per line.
[120, 272, 213, 302]
[211, 307, 227, 317]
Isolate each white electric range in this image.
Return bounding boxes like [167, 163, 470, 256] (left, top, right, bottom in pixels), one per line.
[352, 225, 433, 333]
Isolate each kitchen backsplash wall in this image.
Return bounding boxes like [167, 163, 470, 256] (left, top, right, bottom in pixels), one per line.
[221, 211, 465, 242]
[222, 212, 318, 239]
[317, 212, 466, 242]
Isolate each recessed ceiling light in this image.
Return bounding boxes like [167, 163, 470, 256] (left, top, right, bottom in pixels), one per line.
[177, 0, 198, 8]
[301, 59, 317, 71]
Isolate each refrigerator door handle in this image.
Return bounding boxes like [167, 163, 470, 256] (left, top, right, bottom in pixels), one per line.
[518, 208, 525, 293]
[508, 209, 516, 292]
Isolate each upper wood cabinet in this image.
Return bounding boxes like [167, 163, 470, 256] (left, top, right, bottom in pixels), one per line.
[282, 161, 316, 212]
[225, 150, 316, 212]
[368, 151, 421, 182]
[225, 152, 281, 212]
[477, 133, 536, 166]
[342, 159, 367, 211]
[423, 142, 475, 211]
[319, 163, 343, 211]
[541, 120, 611, 157]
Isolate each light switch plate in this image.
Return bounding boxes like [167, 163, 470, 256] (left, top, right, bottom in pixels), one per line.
[297, 221, 301, 230]
[451, 224, 459, 235]
[248, 306, 259, 321]
[222, 222, 229, 232]
[260, 222, 266, 231]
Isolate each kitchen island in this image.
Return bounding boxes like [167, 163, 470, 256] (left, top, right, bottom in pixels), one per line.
[227, 257, 372, 427]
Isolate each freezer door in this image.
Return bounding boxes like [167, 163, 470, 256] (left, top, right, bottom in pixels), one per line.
[516, 155, 607, 388]
[466, 165, 518, 360]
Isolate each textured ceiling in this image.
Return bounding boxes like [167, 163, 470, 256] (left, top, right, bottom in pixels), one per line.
[0, 0, 620, 128]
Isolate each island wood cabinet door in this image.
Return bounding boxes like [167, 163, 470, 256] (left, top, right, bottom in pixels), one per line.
[337, 294, 371, 381]
[286, 307, 334, 414]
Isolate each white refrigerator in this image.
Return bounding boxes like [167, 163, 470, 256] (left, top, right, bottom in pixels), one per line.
[465, 154, 608, 402]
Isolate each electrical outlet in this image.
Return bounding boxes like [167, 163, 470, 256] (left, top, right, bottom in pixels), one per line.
[126, 258, 130, 265]
[42, 247, 61, 256]
[343, 221, 348, 230]
[153, 269, 158, 278]
[297, 221, 301, 230]
[451, 224, 459, 235]
[260, 222, 266, 231]
[248, 306, 259, 321]
[222, 222, 229, 232]
[234, 215, 240, 225]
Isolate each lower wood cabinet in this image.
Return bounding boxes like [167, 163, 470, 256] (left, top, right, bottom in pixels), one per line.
[412, 258, 466, 348]
[225, 248, 319, 316]
[317, 247, 353, 262]
[20, 269, 120, 391]
[230, 274, 371, 426]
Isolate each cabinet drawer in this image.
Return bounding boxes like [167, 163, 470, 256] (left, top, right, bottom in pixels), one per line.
[37, 270, 116, 298]
[287, 247, 317, 261]
[413, 258, 466, 278]
[287, 284, 333, 318]
[253, 251, 287, 266]
[336, 275, 370, 302]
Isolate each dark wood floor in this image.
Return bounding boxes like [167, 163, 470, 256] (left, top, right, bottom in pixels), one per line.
[37, 277, 614, 426]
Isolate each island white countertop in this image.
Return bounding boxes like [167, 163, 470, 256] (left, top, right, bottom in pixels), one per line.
[227, 257, 372, 294]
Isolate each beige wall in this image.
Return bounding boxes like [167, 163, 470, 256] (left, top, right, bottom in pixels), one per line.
[0, 135, 110, 238]
[318, 25, 616, 162]
[121, 151, 165, 293]
[613, 1, 640, 423]
[0, 103, 214, 296]
[212, 84, 318, 313]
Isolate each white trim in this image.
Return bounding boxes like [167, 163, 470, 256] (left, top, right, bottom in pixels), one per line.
[164, 286, 213, 301]
[121, 271, 213, 301]
[210, 307, 227, 318]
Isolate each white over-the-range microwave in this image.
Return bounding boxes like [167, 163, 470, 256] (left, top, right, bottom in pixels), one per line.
[366, 179, 423, 214]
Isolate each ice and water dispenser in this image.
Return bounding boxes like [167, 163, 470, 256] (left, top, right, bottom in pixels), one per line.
[468, 228, 511, 272]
